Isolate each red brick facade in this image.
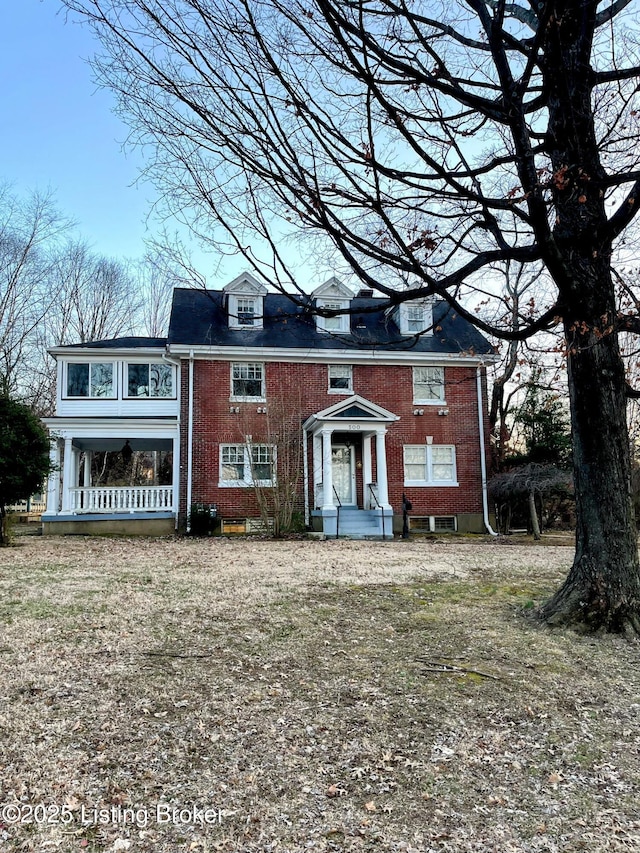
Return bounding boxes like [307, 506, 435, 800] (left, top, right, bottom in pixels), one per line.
[179, 357, 492, 530]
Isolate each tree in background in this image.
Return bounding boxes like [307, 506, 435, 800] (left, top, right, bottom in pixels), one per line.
[0, 186, 70, 401]
[510, 379, 572, 469]
[0, 186, 180, 416]
[60, 0, 640, 631]
[491, 372, 573, 536]
[0, 396, 51, 544]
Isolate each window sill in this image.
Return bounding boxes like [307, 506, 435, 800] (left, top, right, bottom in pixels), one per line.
[229, 396, 266, 403]
[328, 388, 353, 395]
[62, 395, 117, 401]
[412, 399, 446, 406]
[404, 481, 459, 488]
[218, 481, 275, 488]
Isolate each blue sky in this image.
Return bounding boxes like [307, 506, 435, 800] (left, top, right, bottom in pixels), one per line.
[2, 2, 220, 275]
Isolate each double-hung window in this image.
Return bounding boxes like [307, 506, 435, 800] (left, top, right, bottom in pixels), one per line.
[328, 364, 353, 393]
[231, 362, 265, 401]
[236, 297, 256, 326]
[66, 362, 115, 398]
[220, 444, 274, 486]
[406, 305, 425, 333]
[127, 363, 174, 397]
[317, 300, 349, 333]
[403, 445, 457, 486]
[413, 366, 445, 403]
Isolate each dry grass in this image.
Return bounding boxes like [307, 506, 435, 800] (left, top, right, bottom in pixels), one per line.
[1, 534, 639, 852]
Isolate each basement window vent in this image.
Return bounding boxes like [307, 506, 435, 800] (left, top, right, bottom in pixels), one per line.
[433, 516, 457, 532]
[410, 515, 457, 533]
[246, 517, 275, 534]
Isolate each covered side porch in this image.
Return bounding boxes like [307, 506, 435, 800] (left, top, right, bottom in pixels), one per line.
[303, 395, 399, 539]
[42, 418, 180, 536]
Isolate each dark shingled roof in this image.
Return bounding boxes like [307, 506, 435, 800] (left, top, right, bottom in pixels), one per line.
[62, 337, 168, 350]
[167, 289, 494, 355]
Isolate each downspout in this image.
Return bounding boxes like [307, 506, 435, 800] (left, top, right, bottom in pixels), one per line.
[186, 350, 195, 533]
[477, 364, 498, 536]
[302, 426, 309, 528]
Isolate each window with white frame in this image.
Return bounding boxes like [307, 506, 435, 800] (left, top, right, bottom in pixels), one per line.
[220, 443, 274, 486]
[224, 275, 266, 330]
[403, 444, 457, 486]
[236, 297, 256, 326]
[127, 363, 174, 397]
[231, 362, 265, 400]
[406, 305, 425, 333]
[66, 362, 115, 398]
[398, 300, 433, 335]
[413, 366, 445, 403]
[328, 364, 353, 393]
[317, 300, 349, 333]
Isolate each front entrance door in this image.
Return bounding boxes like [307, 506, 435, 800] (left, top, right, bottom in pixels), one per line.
[332, 444, 356, 506]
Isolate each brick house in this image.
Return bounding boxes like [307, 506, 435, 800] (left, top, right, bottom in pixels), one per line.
[43, 273, 497, 537]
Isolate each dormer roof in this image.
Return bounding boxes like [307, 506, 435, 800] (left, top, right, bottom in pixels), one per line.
[311, 277, 354, 301]
[222, 272, 268, 297]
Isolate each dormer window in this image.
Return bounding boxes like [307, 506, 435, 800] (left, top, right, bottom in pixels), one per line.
[312, 277, 353, 334]
[237, 297, 256, 326]
[398, 299, 433, 336]
[224, 273, 267, 330]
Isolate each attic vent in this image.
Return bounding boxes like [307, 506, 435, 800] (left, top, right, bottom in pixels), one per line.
[357, 288, 374, 297]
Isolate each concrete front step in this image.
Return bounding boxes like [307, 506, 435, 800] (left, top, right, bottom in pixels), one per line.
[336, 509, 388, 538]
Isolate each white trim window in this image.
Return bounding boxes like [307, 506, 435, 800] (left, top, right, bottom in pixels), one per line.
[398, 300, 433, 336]
[403, 444, 458, 486]
[236, 296, 257, 326]
[328, 364, 353, 393]
[127, 362, 174, 398]
[317, 300, 350, 333]
[66, 362, 115, 398]
[219, 443, 274, 487]
[413, 366, 445, 403]
[406, 305, 425, 333]
[231, 362, 265, 401]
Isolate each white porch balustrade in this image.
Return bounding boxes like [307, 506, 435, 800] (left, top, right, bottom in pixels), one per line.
[70, 485, 174, 513]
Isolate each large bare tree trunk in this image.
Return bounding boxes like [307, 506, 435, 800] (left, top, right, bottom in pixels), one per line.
[540, 312, 640, 632]
[537, 0, 640, 632]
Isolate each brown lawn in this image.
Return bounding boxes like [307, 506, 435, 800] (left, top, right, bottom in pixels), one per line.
[0, 534, 639, 852]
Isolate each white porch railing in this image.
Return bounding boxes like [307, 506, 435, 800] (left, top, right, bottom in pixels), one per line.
[70, 486, 174, 513]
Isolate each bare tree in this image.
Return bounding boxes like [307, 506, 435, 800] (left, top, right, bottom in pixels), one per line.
[490, 464, 573, 539]
[240, 390, 304, 536]
[46, 240, 142, 344]
[61, 0, 640, 632]
[28, 240, 147, 414]
[0, 186, 70, 400]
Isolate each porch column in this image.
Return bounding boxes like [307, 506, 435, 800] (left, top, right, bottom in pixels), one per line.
[60, 437, 75, 513]
[321, 428, 334, 509]
[172, 434, 180, 514]
[313, 433, 322, 508]
[83, 451, 92, 488]
[46, 439, 61, 515]
[362, 434, 373, 508]
[375, 428, 391, 508]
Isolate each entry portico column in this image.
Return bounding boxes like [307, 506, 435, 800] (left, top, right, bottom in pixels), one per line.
[321, 428, 334, 509]
[375, 427, 391, 508]
[363, 434, 373, 507]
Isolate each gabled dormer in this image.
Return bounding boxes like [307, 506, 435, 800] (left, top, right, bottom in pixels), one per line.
[223, 273, 268, 330]
[395, 297, 434, 336]
[312, 278, 353, 333]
